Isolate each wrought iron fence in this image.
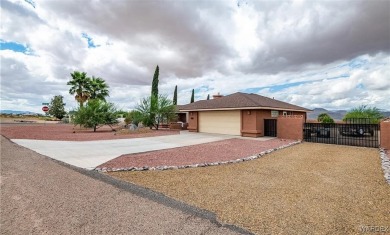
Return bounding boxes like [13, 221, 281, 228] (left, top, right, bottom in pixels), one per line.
[304, 118, 379, 148]
[264, 119, 277, 137]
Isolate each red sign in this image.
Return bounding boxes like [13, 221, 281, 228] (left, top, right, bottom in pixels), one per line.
[42, 106, 49, 112]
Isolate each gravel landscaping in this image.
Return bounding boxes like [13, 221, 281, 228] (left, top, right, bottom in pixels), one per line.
[97, 138, 298, 171]
[109, 143, 390, 234]
[0, 124, 179, 141]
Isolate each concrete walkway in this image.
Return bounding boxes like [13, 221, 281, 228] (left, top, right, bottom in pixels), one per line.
[12, 131, 245, 170]
[1, 136, 246, 235]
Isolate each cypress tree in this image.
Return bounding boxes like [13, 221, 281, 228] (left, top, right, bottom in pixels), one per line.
[151, 65, 159, 98]
[207, 94, 210, 100]
[150, 65, 159, 127]
[173, 85, 177, 105]
[190, 89, 195, 103]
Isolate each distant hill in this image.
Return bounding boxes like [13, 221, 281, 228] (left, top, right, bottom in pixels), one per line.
[0, 110, 39, 115]
[308, 108, 390, 121]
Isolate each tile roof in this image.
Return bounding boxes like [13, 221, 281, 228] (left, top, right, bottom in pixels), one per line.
[179, 92, 311, 112]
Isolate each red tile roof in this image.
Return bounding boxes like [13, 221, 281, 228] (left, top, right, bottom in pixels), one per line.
[179, 92, 310, 112]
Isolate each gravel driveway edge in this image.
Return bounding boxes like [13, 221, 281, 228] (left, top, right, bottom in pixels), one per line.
[2, 135, 254, 235]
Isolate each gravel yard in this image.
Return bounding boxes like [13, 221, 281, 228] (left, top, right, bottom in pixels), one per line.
[109, 143, 390, 234]
[0, 124, 179, 141]
[98, 138, 296, 170]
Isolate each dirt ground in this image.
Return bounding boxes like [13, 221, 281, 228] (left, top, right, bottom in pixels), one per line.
[109, 143, 390, 234]
[0, 124, 179, 141]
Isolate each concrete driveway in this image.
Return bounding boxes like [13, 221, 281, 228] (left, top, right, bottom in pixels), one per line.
[12, 131, 238, 170]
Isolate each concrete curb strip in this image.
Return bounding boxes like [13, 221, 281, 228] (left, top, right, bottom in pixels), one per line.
[95, 140, 302, 172]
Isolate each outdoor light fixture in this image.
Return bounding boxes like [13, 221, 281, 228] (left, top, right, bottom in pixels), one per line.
[247, 111, 251, 115]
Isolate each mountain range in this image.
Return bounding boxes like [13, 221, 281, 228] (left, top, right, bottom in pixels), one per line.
[307, 108, 390, 121]
[0, 110, 39, 115]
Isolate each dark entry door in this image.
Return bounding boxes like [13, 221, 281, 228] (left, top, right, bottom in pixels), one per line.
[264, 119, 277, 137]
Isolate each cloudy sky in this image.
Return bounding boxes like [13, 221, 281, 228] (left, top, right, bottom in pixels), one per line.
[1, 0, 389, 113]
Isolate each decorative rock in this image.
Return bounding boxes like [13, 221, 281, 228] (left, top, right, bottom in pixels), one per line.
[379, 148, 390, 185]
[129, 123, 138, 131]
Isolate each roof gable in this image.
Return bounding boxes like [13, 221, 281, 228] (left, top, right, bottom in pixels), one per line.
[179, 92, 310, 112]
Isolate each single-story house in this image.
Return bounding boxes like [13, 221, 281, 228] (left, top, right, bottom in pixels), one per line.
[175, 105, 188, 123]
[178, 92, 311, 137]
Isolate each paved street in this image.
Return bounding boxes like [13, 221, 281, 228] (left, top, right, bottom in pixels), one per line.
[0, 136, 246, 234]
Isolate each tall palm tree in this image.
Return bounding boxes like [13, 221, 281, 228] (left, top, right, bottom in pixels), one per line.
[89, 76, 110, 101]
[67, 71, 91, 108]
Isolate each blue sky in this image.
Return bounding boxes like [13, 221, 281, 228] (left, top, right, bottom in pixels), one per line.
[1, 0, 389, 113]
[0, 40, 30, 54]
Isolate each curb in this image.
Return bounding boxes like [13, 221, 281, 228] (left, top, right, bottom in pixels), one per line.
[95, 140, 302, 172]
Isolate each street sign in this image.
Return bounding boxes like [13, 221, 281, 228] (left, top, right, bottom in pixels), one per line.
[42, 106, 49, 112]
[42, 103, 49, 105]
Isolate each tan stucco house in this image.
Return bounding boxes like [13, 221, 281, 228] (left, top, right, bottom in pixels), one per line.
[179, 92, 311, 137]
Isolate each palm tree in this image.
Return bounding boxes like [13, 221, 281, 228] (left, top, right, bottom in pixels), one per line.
[67, 71, 91, 108]
[89, 76, 110, 101]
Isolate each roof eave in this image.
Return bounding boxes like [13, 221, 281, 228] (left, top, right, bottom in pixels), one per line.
[179, 106, 310, 112]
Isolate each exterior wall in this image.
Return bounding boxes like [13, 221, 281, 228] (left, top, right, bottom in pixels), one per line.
[188, 109, 307, 137]
[380, 120, 390, 149]
[277, 115, 305, 140]
[169, 122, 188, 130]
[241, 110, 261, 137]
[199, 110, 241, 135]
[241, 110, 306, 137]
[188, 111, 198, 132]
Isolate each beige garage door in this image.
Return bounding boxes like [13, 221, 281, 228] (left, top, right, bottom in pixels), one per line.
[198, 110, 241, 135]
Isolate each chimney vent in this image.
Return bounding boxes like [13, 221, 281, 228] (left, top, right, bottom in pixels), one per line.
[213, 92, 223, 99]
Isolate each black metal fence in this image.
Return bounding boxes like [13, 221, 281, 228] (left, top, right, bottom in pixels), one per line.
[303, 118, 379, 148]
[264, 119, 277, 137]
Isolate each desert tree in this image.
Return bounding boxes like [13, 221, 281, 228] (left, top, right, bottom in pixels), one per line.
[72, 99, 118, 132]
[151, 65, 159, 98]
[190, 89, 194, 103]
[124, 110, 143, 126]
[343, 105, 383, 123]
[48, 95, 66, 120]
[317, 113, 335, 123]
[173, 85, 177, 105]
[67, 71, 91, 108]
[89, 76, 110, 101]
[136, 95, 175, 130]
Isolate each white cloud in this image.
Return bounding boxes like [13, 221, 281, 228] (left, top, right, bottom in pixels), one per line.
[1, 0, 389, 114]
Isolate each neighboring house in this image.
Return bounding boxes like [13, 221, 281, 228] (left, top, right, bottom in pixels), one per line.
[175, 105, 187, 123]
[179, 92, 311, 137]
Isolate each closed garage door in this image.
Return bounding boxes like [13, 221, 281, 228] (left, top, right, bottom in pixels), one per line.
[198, 110, 241, 135]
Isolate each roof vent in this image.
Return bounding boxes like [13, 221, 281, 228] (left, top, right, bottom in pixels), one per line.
[213, 92, 223, 99]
